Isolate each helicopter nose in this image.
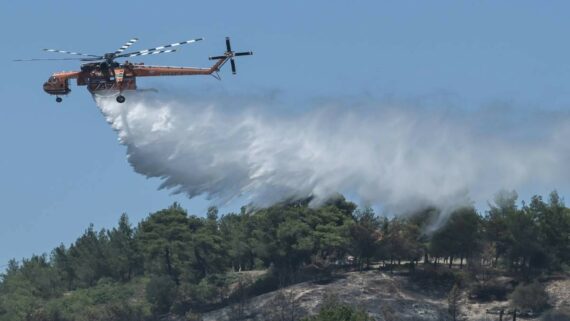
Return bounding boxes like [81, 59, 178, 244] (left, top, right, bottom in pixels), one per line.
[43, 79, 58, 93]
[43, 77, 70, 95]
[43, 81, 52, 93]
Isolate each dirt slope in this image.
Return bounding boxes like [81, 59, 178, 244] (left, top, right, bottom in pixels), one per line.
[203, 271, 451, 321]
[202, 270, 570, 321]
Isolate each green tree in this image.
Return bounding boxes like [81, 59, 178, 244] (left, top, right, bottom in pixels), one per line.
[136, 203, 193, 284]
[535, 192, 570, 269]
[250, 199, 316, 284]
[350, 207, 380, 270]
[188, 213, 228, 280]
[505, 201, 544, 275]
[220, 213, 255, 271]
[17, 254, 60, 299]
[484, 190, 517, 267]
[107, 214, 142, 282]
[51, 244, 75, 290]
[383, 218, 423, 271]
[0, 259, 47, 321]
[67, 225, 111, 287]
[310, 197, 355, 264]
[431, 207, 481, 269]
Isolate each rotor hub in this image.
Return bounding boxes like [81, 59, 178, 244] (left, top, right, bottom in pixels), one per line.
[104, 53, 116, 62]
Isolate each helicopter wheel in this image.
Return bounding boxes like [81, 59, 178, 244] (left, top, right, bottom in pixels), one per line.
[116, 95, 126, 103]
[56, 97, 62, 103]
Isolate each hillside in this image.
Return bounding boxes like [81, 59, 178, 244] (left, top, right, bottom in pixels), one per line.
[203, 270, 570, 321]
[1, 191, 570, 321]
[204, 270, 450, 321]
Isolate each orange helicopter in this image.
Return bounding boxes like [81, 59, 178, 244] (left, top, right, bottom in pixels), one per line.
[15, 37, 253, 103]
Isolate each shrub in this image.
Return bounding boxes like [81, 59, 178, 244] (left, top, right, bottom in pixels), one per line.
[380, 305, 397, 321]
[302, 294, 374, 321]
[509, 281, 549, 312]
[190, 279, 218, 307]
[185, 311, 204, 321]
[470, 283, 510, 301]
[245, 272, 279, 297]
[39, 279, 150, 321]
[145, 275, 177, 315]
[410, 266, 464, 297]
[411, 267, 462, 285]
[541, 309, 570, 321]
[302, 304, 374, 321]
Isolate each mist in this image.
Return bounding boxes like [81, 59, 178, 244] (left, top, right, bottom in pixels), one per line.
[94, 92, 570, 216]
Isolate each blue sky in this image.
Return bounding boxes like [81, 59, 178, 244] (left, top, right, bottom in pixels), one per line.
[2, 0, 570, 267]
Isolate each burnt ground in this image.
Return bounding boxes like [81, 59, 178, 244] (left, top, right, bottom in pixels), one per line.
[202, 270, 570, 321]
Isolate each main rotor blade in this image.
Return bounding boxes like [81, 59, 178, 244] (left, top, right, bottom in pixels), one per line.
[122, 49, 177, 58]
[117, 38, 203, 58]
[230, 58, 236, 74]
[43, 49, 100, 57]
[234, 51, 253, 56]
[114, 37, 139, 54]
[209, 55, 227, 60]
[13, 57, 102, 62]
[225, 37, 232, 52]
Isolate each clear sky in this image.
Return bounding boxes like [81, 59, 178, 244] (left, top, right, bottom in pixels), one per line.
[2, 0, 570, 267]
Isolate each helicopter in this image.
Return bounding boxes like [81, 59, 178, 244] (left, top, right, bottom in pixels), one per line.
[15, 36, 253, 103]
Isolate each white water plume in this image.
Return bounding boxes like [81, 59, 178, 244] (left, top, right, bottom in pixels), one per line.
[94, 92, 570, 215]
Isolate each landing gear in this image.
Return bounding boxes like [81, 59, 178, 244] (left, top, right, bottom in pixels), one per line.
[56, 97, 62, 103]
[116, 95, 125, 103]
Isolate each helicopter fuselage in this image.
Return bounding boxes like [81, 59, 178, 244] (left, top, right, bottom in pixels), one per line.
[43, 62, 140, 97]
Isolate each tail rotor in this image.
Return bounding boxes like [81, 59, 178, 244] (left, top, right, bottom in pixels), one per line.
[209, 37, 253, 74]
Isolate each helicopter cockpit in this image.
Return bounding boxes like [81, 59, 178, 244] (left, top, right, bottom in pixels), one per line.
[43, 75, 71, 100]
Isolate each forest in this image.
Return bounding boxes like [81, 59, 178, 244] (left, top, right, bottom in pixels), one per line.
[1, 191, 569, 321]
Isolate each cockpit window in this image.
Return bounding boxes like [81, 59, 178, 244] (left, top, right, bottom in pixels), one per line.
[49, 76, 57, 83]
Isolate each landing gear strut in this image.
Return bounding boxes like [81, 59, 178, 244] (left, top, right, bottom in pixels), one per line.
[116, 95, 125, 103]
[56, 97, 62, 103]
